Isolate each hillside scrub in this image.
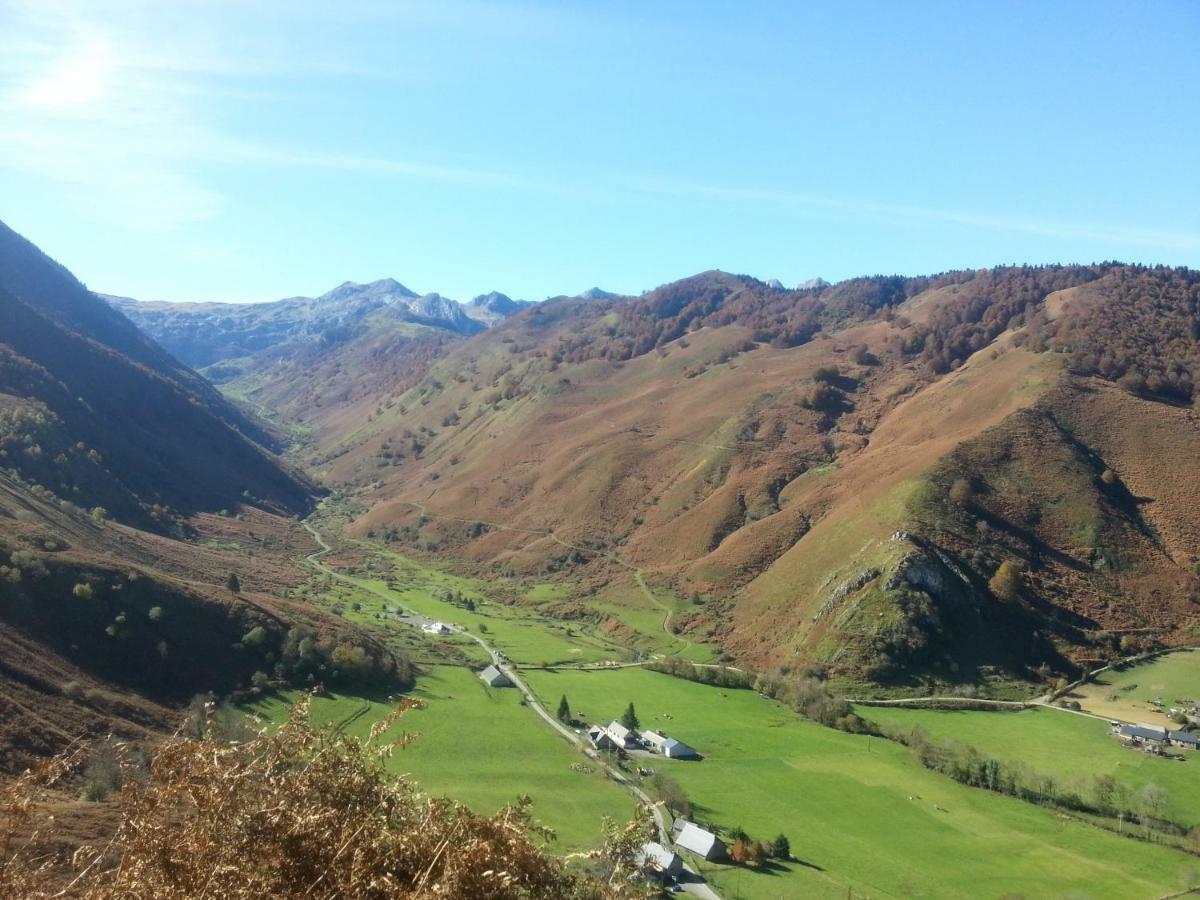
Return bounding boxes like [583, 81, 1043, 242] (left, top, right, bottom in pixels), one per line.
[0, 697, 653, 899]
[754, 670, 876, 734]
[645, 655, 755, 689]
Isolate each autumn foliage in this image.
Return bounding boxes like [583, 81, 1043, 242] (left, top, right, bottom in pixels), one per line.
[0, 698, 650, 899]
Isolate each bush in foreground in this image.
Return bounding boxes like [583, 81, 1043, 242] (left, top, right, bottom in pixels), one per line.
[1, 697, 651, 899]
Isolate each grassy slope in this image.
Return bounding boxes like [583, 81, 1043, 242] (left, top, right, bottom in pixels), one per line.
[249, 667, 636, 851]
[861, 704, 1200, 828]
[1073, 651, 1200, 729]
[523, 667, 1196, 900]
[731, 345, 1062, 665]
[332, 544, 712, 667]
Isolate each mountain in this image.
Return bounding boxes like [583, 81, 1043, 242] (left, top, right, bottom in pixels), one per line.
[257, 264, 1200, 689]
[465, 291, 533, 327]
[575, 287, 619, 300]
[0, 222, 402, 771]
[106, 278, 523, 373]
[0, 221, 313, 524]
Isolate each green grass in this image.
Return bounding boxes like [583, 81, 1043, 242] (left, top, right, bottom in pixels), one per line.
[1062, 651, 1200, 769]
[591, 580, 717, 664]
[356, 573, 620, 666]
[523, 668, 1198, 900]
[247, 667, 636, 851]
[861, 705, 1200, 829]
[346, 549, 720, 667]
[329, 550, 628, 666]
[1078, 651, 1200, 716]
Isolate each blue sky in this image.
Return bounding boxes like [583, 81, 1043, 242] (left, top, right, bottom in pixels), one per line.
[1, 0, 1197, 303]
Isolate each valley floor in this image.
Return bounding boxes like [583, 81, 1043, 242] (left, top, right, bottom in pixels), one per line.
[247, 521, 1200, 899]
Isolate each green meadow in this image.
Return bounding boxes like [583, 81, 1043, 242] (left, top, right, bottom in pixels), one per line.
[862, 704, 1200, 829]
[523, 667, 1198, 900]
[343, 547, 713, 667]
[1073, 651, 1200, 728]
[248, 666, 636, 851]
[353, 571, 621, 665]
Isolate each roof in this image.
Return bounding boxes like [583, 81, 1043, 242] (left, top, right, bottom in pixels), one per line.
[1170, 730, 1200, 744]
[480, 664, 513, 686]
[606, 721, 633, 741]
[662, 738, 699, 757]
[1121, 724, 1168, 741]
[674, 822, 724, 858]
[636, 841, 683, 875]
[641, 730, 668, 744]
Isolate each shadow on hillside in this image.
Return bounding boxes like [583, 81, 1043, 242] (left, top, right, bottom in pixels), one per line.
[973, 507, 1090, 573]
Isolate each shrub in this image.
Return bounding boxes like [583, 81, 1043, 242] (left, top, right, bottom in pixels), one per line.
[330, 642, 374, 682]
[241, 626, 268, 649]
[989, 561, 1023, 601]
[0, 697, 652, 897]
[948, 478, 973, 505]
[72, 582, 94, 600]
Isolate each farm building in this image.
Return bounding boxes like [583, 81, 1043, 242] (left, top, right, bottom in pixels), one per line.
[479, 664, 514, 688]
[636, 841, 683, 880]
[422, 621, 452, 635]
[641, 730, 700, 759]
[587, 725, 619, 751]
[672, 821, 727, 861]
[604, 721, 639, 749]
[1119, 724, 1168, 749]
[1169, 730, 1200, 750]
[661, 737, 699, 759]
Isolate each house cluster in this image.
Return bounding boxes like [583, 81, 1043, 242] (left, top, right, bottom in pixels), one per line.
[585, 721, 700, 759]
[1113, 721, 1200, 754]
[635, 820, 728, 886]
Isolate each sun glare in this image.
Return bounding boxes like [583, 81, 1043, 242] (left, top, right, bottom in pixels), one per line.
[18, 39, 112, 108]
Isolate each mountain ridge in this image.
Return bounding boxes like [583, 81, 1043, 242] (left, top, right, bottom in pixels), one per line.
[105, 279, 543, 372]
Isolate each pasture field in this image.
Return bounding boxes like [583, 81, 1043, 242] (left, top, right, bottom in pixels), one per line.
[355, 572, 620, 665]
[1072, 650, 1200, 729]
[352, 548, 711, 667]
[247, 666, 636, 851]
[524, 667, 1199, 900]
[861, 705, 1200, 828]
[591, 577, 717, 664]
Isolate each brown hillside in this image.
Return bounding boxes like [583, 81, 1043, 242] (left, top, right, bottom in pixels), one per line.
[251, 265, 1200, 686]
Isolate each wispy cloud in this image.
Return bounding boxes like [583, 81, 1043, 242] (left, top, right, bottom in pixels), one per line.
[625, 179, 1200, 252]
[1, 0, 1192, 255]
[0, 0, 577, 229]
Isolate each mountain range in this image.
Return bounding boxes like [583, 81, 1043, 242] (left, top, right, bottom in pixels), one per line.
[106, 280, 543, 374]
[201, 264, 1200, 686]
[5, 215, 1200, 730]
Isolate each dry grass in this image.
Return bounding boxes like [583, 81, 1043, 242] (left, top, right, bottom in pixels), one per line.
[0, 698, 652, 899]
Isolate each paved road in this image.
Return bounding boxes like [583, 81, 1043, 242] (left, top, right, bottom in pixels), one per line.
[301, 519, 720, 899]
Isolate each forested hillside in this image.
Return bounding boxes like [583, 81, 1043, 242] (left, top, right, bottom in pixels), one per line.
[0, 224, 405, 773]
[0, 221, 313, 526]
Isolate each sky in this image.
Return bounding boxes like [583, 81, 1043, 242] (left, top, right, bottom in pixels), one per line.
[0, 0, 1197, 304]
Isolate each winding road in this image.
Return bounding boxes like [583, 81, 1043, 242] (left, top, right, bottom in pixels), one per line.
[301, 518, 719, 899]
